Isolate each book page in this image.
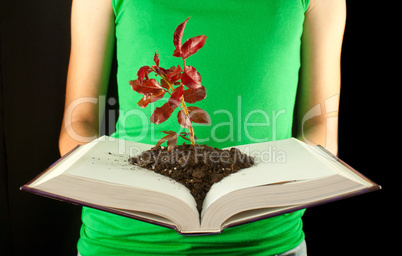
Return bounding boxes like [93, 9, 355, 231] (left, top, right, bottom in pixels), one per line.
[29, 141, 99, 187]
[201, 138, 337, 217]
[221, 205, 297, 230]
[299, 143, 373, 187]
[58, 136, 199, 215]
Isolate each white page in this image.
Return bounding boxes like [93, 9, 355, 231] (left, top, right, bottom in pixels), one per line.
[298, 143, 372, 187]
[61, 136, 198, 213]
[29, 141, 100, 187]
[201, 138, 337, 216]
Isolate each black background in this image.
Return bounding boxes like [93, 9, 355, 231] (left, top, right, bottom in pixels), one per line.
[0, 1, 390, 255]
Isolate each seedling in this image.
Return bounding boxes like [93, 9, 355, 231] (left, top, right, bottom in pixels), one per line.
[129, 17, 210, 151]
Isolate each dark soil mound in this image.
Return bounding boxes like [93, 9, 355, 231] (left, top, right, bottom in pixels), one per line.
[129, 144, 254, 212]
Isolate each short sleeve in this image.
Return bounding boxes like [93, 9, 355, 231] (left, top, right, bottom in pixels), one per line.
[301, 0, 310, 12]
[111, 0, 121, 23]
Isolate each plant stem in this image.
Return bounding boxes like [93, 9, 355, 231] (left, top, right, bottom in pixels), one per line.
[181, 58, 196, 145]
[161, 74, 195, 145]
[180, 99, 195, 145]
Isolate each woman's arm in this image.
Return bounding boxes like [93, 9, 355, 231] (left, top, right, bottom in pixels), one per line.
[294, 0, 346, 155]
[59, 0, 115, 156]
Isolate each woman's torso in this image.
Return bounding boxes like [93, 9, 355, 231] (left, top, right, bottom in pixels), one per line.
[78, 0, 309, 255]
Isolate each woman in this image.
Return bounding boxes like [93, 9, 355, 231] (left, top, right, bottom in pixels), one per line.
[59, 0, 346, 255]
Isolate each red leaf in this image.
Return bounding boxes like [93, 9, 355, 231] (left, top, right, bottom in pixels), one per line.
[183, 86, 206, 103]
[179, 134, 191, 141]
[181, 35, 207, 59]
[150, 103, 174, 124]
[129, 79, 140, 90]
[165, 65, 182, 84]
[168, 85, 184, 109]
[137, 95, 151, 108]
[154, 135, 169, 148]
[173, 17, 190, 57]
[137, 66, 153, 84]
[181, 66, 201, 89]
[137, 89, 166, 108]
[129, 79, 163, 95]
[154, 51, 159, 67]
[160, 79, 170, 90]
[177, 110, 191, 128]
[152, 66, 163, 77]
[166, 134, 178, 151]
[188, 106, 211, 125]
[154, 131, 178, 151]
[173, 49, 181, 58]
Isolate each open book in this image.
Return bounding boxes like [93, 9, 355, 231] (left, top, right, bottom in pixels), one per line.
[21, 136, 380, 235]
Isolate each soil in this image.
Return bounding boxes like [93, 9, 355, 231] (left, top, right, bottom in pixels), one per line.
[129, 144, 254, 212]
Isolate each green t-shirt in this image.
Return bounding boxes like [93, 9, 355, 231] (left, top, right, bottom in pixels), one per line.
[78, 0, 310, 255]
